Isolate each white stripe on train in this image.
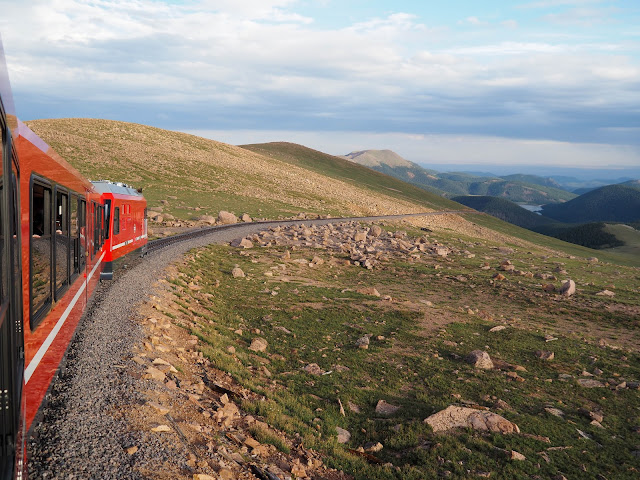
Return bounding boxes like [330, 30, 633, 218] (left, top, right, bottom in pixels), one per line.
[24, 251, 105, 384]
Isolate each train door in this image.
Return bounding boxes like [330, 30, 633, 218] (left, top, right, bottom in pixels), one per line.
[0, 116, 25, 478]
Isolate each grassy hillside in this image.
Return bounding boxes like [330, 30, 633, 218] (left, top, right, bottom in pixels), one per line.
[238, 142, 460, 211]
[500, 174, 563, 190]
[541, 184, 640, 223]
[26, 120, 457, 224]
[603, 223, 640, 258]
[342, 150, 576, 204]
[452, 195, 554, 229]
[165, 218, 640, 480]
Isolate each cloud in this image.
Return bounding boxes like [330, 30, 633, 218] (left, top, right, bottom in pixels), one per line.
[188, 129, 640, 169]
[518, 0, 604, 8]
[0, 0, 638, 156]
[543, 7, 620, 26]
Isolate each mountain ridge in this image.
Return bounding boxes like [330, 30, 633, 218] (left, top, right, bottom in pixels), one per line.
[342, 148, 576, 204]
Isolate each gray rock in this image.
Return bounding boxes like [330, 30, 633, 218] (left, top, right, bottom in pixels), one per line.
[424, 405, 519, 434]
[303, 363, 323, 375]
[336, 427, 351, 444]
[248, 337, 268, 352]
[466, 350, 494, 369]
[560, 279, 576, 297]
[355, 336, 370, 349]
[370, 225, 383, 237]
[217, 210, 238, 225]
[375, 400, 400, 416]
[535, 350, 555, 361]
[577, 378, 605, 388]
[231, 266, 245, 278]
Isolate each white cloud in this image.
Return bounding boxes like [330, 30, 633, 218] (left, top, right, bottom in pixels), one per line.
[0, 0, 638, 156]
[518, 0, 604, 8]
[188, 129, 640, 168]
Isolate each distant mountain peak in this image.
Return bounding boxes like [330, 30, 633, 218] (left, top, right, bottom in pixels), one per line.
[343, 149, 414, 168]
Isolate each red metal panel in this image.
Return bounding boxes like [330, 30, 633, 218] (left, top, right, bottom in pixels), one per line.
[15, 125, 105, 431]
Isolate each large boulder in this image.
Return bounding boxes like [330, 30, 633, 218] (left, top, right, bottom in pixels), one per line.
[466, 350, 494, 369]
[370, 225, 383, 237]
[218, 211, 238, 225]
[425, 406, 520, 434]
[560, 279, 576, 297]
[336, 427, 351, 444]
[197, 215, 216, 225]
[248, 337, 268, 353]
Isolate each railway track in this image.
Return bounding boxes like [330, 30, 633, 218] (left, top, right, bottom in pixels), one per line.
[143, 209, 477, 254]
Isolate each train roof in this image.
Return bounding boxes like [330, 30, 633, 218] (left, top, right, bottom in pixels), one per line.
[91, 180, 144, 197]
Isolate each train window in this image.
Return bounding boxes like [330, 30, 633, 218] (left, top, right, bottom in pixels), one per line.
[104, 200, 111, 239]
[92, 202, 99, 256]
[30, 180, 52, 327]
[90, 202, 95, 260]
[70, 195, 79, 276]
[78, 199, 86, 270]
[113, 207, 120, 235]
[54, 189, 69, 299]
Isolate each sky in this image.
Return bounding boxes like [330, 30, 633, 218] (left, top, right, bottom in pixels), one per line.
[0, 0, 639, 170]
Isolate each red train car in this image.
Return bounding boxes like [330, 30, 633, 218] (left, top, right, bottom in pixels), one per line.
[0, 38, 147, 479]
[92, 180, 147, 280]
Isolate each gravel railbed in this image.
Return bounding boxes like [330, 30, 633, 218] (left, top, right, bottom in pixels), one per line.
[26, 213, 462, 479]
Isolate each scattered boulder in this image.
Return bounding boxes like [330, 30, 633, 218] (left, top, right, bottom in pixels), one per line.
[500, 261, 515, 272]
[356, 287, 380, 297]
[509, 450, 526, 461]
[364, 442, 383, 453]
[535, 350, 555, 361]
[489, 325, 507, 333]
[231, 266, 245, 278]
[595, 290, 615, 297]
[217, 211, 238, 225]
[544, 407, 565, 418]
[466, 350, 494, 370]
[354, 231, 368, 242]
[230, 238, 254, 249]
[197, 215, 216, 225]
[355, 336, 370, 349]
[303, 363, 323, 375]
[375, 400, 400, 416]
[248, 337, 268, 353]
[145, 366, 166, 382]
[336, 427, 351, 444]
[370, 225, 383, 237]
[424, 406, 520, 434]
[433, 246, 449, 257]
[241, 213, 253, 222]
[560, 279, 576, 297]
[577, 378, 605, 388]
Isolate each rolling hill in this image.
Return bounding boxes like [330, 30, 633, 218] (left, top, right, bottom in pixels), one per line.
[25, 120, 459, 225]
[541, 184, 640, 223]
[451, 195, 554, 230]
[343, 149, 576, 204]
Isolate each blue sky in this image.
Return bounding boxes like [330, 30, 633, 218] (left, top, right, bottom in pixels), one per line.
[0, 0, 639, 169]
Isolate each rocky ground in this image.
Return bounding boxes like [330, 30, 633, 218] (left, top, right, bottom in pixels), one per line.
[28, 214, 640, 480]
